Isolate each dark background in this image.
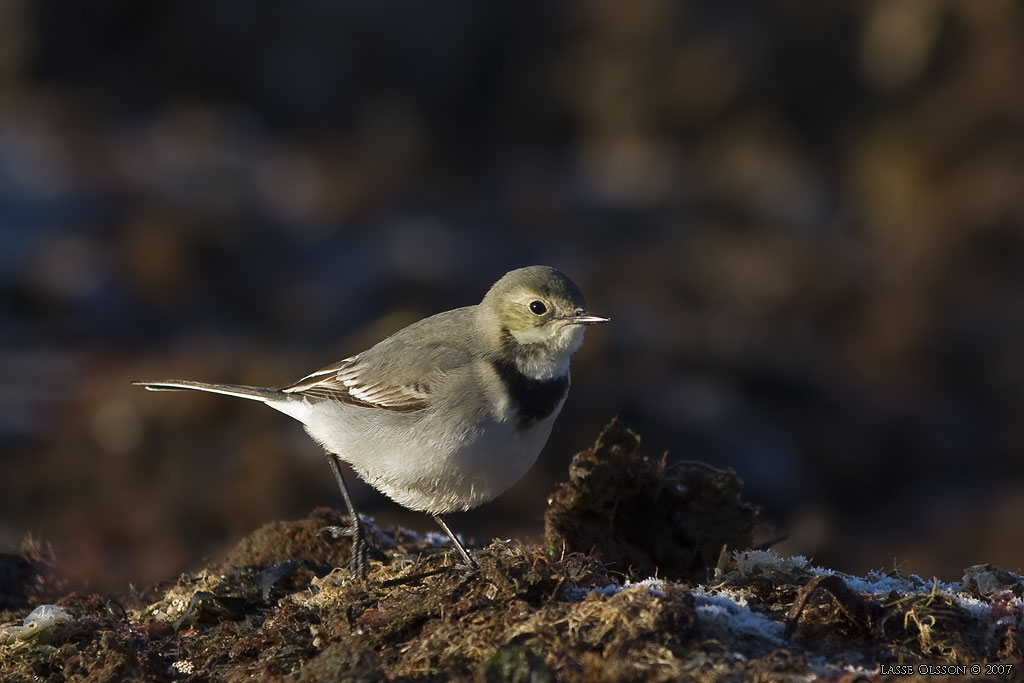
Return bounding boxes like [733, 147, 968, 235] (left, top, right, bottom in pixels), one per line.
[1, 0, 1022, 593]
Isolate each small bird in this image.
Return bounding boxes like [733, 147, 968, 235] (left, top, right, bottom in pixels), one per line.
[134, 266, 608, 577]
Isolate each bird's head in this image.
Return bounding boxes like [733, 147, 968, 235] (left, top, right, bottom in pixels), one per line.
[479, 266, 608, 379]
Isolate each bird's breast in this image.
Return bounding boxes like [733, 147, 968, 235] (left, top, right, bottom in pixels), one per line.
[487, 358, 570, 429]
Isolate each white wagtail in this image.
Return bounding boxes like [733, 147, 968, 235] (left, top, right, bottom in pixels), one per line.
[134, 265, 608, 577]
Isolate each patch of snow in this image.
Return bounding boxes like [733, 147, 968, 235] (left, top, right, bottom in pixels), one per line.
[692, 587, 785, 645]
[808, 567, 934, 595]
[955, 594, 992, 619]
[734, 549, 809, 575]
[808, 566, 1024, 625]
[631, 577, 667, 597]
[566, 577, 668, 601]
[700, 585, 751, 607]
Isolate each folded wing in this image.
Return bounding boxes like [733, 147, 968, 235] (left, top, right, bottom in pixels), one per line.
[280, 338, 468, 413]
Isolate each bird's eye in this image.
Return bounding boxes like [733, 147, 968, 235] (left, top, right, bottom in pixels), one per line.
[529, 300, 547, 315]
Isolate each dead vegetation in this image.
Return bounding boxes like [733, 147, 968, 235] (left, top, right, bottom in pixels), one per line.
[2, 420, 1022, 681]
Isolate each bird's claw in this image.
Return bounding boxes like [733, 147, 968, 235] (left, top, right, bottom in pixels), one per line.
[321, 518, 385, 579]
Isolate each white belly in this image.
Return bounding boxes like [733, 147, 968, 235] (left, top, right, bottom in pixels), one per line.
[299, 397, 564, 514]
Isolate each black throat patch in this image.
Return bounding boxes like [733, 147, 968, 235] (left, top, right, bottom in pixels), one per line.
[489, 358, 569, 428]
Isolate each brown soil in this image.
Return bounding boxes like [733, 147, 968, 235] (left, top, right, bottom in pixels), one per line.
[2, 420, 1021, 681]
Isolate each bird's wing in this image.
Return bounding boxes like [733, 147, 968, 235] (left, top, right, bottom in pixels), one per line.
[279, 329, 472, 412]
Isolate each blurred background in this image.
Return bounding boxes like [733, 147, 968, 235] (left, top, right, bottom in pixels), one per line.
[1, 0, 1023, 593]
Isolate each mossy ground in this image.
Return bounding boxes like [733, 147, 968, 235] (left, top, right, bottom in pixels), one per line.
[3, 421, 1021, 681]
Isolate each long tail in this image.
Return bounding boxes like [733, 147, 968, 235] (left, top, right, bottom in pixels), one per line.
[131, 380, 281, 402]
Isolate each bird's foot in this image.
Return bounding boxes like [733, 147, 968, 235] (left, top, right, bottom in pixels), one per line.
[319, 517, 386, 579]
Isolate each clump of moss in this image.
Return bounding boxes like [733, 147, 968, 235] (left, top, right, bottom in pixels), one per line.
[545, 418, 761, 583]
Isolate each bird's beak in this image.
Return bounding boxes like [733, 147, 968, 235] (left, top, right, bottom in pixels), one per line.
[568, 311, 611, 325]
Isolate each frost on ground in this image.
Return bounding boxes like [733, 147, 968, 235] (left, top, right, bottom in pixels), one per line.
[2, 419, 1021, 681]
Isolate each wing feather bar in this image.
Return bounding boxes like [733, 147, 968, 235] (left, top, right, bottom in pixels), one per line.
[279, 355, 430, 411]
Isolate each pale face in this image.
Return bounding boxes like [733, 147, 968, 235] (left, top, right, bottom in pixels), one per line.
[480, 266, 605, 380]
[501, 288, 589, 379]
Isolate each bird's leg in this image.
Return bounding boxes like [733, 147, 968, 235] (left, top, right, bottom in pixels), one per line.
[322, 453, 382, 578]
[432, 514, 479, 569]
